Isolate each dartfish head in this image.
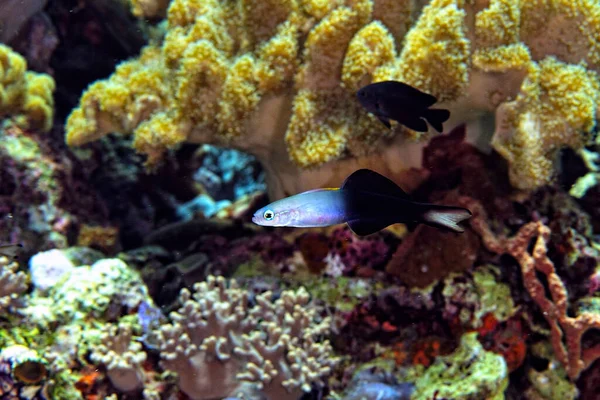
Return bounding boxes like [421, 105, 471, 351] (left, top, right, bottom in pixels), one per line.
[252, 204, 293, 226]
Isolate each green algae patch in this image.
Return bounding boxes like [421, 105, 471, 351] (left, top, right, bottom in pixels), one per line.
[443, 265, 517, 329]
[525, 341, 579, 400]
[307, 276, 383, 313]
[412, 332, 508, 400]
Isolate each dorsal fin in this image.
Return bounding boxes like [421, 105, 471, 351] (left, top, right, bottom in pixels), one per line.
[341, 169, 410, 199]
[385, 81, 437, 107]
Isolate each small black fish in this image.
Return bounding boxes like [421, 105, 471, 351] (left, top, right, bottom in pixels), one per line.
[253, 169, 472, 236]
[357, 80, 451, 132]
[0, 244, 23, 260]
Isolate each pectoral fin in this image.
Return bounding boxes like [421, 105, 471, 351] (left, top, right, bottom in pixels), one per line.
[377, 115, 392, 129]
[347, 219, 394, 236]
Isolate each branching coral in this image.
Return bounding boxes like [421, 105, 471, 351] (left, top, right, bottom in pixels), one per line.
[66, 0, 600, 197]
[0, 44, 54, 132]
[462, 197, 600, 380]
[0, 256, 27, 314]
[156, 275, 338, 400]
[90, 321, 147, 392]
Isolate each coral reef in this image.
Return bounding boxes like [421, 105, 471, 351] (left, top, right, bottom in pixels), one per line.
[2, 0, 600, 399]
[65, 0, 600, 198]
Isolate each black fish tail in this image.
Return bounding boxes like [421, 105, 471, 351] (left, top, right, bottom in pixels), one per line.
[420, 204, 472, 232]
[423, 108, 450, 133]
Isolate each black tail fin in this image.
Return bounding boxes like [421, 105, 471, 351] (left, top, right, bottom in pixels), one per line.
[420, 204, 472, 232]
[423, 108, 450, 133]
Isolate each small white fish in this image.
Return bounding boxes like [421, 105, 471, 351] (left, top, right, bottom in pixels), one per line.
[0, 244, 23, 260]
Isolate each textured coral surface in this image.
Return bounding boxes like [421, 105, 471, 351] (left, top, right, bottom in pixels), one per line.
[65, 0, 600, 197]
[2, 1, 600, 399]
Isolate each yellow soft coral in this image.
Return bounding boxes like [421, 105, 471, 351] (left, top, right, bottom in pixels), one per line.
[298, 0, 373, 90]
[520, 0, 600, 68]
[0, 44, 54, 132]
[395, 0, 470, 102]
[129, 0, 170, 19]
[341, 21, 397, 91]
[492, 58, 599, 189]
[65, 0, 600, 196]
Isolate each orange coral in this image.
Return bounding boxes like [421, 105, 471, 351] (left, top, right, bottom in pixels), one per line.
[461, 197, 600, 380]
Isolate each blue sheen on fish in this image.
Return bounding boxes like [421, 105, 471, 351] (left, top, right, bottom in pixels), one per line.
[357, 80, 450, 132]
[252, 169, 472, 236]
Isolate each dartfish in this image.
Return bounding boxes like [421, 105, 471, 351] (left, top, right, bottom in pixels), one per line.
[252, 169, 472, 236]
[0, 244, 22, 260]
[357, 80, 450, 132]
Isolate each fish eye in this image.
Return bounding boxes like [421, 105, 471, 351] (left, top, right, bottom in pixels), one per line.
[263, 210, 274, 220]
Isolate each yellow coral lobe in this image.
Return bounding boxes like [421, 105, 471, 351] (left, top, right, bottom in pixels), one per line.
[285, 89, 349, 167]
[372, 0, 415, 42]
[241, 0, 298, 46]
[473, 43, 531, 72]
[300, 0, 342, 20]
[0, 44, 54, 132]
[133, 111, 190, 168]
[300, 0, 373, 90]
[492, 57, 600, 189]
[342, 21, 396, 91]
[520, 0, 600, 69]
[167, 0, 219, 28]
[130, 0, 170, 19]
[397, 0, 470, 102]
[65, 108, 98, 146]
[217, 55, 260, 140]
[537, 58, 598, 139]
[474, 0, 520, 49]
[176, 40, 229, 125]
[23, 72, 55, 132]
[256, 20, 300, 92]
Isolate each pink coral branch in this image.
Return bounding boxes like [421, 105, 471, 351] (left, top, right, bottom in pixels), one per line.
[458, 196, 600, 380]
